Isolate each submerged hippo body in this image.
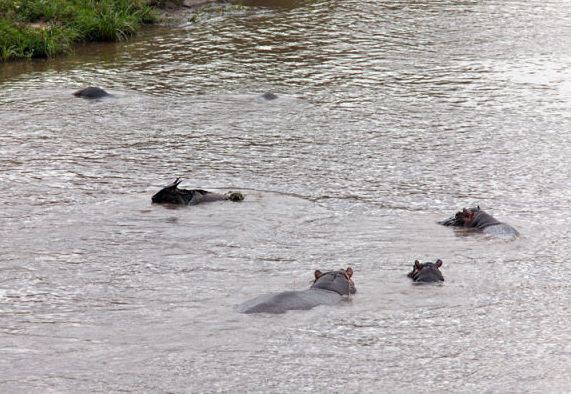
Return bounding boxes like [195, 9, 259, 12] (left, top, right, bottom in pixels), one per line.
[439, 206, 518, 237]
[261, 92, 278, 100]
[407, 260, 444, 283]
[238, 268, 356, 314]
[73, 86, 111, 99]
[152, 178, 244, 205]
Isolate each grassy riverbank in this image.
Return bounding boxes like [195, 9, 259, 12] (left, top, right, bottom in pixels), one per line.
[0, 0, 160, 61]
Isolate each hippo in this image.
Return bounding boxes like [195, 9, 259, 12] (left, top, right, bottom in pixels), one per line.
[73, 86, 111, 99]
[261, 92, 278, 100]
[152, 178, 244, 205]
[238, 267, 356, 314]
[439, 206, 519, 237]
[407, 260, 444, 283]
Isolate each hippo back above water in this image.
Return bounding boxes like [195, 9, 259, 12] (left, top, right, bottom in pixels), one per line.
[152, 178, 244, 206]
[238, 267, 356, 314]
[260, 92, 278, 100]
[439, 206, 518, 237]
[407, 259, 444, 283]
[73, 86, 111, 99]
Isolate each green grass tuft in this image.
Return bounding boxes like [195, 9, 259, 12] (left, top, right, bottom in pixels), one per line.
[0, 0, 159, 61]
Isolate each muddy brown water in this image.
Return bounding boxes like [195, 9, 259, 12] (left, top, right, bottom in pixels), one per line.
[1, 0, 569, 392]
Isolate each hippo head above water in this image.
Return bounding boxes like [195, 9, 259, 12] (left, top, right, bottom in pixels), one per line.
[407, 260, 444, 283]
[439, 206, 481, 227]
[439, 206, 518, 236]
[312, 267, 357, 295]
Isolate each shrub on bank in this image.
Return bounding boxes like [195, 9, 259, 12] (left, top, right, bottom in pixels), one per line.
[0, 19, 77, 60]
[0, 0, 157, 61]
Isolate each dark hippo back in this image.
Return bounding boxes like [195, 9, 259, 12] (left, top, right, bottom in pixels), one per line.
[237, 289, 343, 314]
[238, 267, 356, 314]
[407, 260, 444, 283]
[261, 92, 278, 100]
[73, 86, 111, 99]
[464, 209, 518, 236]
[468, 211, 502, 230]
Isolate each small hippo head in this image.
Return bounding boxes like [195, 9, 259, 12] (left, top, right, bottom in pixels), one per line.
[152, 178, 185, 204]
[439, 206, 480, 227]
[407, 260, 444, 283]
[311, 267, 356, 295]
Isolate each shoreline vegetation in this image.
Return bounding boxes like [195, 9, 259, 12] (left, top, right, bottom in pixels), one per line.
[0, 0, 220, 62]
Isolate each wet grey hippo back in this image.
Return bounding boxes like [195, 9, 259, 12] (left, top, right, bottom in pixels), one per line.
[73, 86, 111, 99]
[261, 92, 278, 100]
[439, 206, 519, 237]
[151, 178, 244, 205]
[407, 260, 444, 283]
[238, 268, 356, 314]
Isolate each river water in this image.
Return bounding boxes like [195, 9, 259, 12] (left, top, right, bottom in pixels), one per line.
[0, 0, 569, 392]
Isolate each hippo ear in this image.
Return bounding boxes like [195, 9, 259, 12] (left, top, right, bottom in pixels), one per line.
[414, 260, 422, 270]
[345, 267, 353, 278]
[314, 270, 322, 279]
[435, 259, 443, 268]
